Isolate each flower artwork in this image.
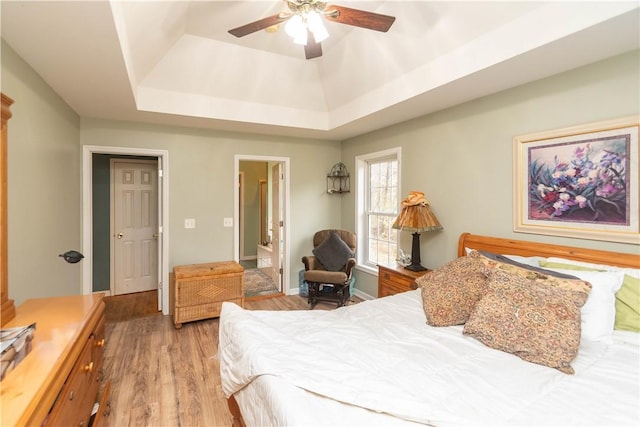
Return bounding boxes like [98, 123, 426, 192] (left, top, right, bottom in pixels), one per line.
[514, 117, 639, 244]
[528, 137, 629, 225]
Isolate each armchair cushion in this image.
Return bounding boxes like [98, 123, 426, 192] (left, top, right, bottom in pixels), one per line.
[312, 232, 355, 272]
[304, 270, 349, 284]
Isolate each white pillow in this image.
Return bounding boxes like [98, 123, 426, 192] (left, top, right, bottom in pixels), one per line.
[545, 257, 639, 279]
[502, 254, 547, 267]
[546, 268, 625, 341]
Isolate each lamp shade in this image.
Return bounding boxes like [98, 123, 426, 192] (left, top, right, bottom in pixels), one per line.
[392, 191, 442, 232]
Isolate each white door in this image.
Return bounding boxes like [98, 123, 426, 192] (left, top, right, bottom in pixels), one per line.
[271, 163, 283, 291]
[112, 159, 159, 295]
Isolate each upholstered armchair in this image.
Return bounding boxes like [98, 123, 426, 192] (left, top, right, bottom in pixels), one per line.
[301, 229, 356, 309]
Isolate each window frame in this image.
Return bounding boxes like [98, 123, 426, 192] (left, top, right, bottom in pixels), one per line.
[355, 147, 402, 274]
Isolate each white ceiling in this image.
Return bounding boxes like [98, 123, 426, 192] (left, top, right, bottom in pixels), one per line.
[1, 1, 638, 141]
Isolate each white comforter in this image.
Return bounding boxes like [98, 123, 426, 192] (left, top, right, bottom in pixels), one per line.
[218, 290, 640, 426]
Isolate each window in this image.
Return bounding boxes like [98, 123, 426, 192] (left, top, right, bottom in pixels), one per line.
[356, 148, 401, 270]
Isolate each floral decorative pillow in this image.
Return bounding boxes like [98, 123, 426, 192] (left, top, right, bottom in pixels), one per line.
[417, 254, 487, 326]
[463, 269, 590, 375]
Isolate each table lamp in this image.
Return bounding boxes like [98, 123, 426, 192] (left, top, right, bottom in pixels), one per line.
[392, 191, 443, 271]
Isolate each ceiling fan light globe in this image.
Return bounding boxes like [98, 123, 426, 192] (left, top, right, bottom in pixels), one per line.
[307, 11, 329, 43]
[305, 10, 322, 28]
[293, 32, 308, 45]
[311, 26, 328, 43]
[285, 14, 304, 38]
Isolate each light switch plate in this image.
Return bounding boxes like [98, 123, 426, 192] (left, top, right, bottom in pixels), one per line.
[223, 217, 233, 227]
[185, 218, 195, 229]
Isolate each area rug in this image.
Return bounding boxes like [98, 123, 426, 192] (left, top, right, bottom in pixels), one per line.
[245, 268, 279, 297]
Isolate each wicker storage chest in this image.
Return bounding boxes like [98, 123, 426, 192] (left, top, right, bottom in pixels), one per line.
[172, 261, 244, 328]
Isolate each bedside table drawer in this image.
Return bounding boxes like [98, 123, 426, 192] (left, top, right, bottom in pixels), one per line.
[379, 270, 415, 289]
[379, 278, 412, 297]
[378, 264, 428, 298]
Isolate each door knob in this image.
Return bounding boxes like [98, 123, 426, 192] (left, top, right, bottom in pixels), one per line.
[59, 250, 84, 264]
[117, 232, 123, 239]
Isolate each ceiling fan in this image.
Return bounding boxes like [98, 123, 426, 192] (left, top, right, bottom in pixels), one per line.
[228, 0, 396, 60]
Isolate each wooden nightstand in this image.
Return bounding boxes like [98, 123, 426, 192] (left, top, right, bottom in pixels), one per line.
[378, 264, 429, 297]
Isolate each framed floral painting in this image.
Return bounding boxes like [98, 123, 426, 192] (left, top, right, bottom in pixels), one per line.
[513, 116, 639, 244]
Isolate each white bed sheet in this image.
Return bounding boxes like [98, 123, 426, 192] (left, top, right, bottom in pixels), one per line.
[219, 290, 640, 427]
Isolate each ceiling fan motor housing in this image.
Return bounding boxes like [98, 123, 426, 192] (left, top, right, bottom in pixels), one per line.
[287, 1, 327, 14]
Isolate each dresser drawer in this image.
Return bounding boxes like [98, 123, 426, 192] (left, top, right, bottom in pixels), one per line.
[91, 315, 106, 373]
[46, 341, 95, 427]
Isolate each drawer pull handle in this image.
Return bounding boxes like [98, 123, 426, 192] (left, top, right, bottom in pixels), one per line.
[69, 390, 75, 401]
[83, 362, 94, 373]
[96, 338, 105, 348]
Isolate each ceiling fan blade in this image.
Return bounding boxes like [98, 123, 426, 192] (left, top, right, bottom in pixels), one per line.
[324, 5, 395, 32]
[228, 13, 289, 38]
[305, 32, 323, 59]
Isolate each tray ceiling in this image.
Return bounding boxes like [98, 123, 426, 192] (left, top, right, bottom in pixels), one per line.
[2, 1, 638, 140]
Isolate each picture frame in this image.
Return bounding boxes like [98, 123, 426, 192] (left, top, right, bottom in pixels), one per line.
[513, 116, 639, 244]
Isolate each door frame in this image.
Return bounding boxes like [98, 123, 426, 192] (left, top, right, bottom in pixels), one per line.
[234, 155, 290, 294]
[238, 171, 245, 260]
[82, 145, 170, 314]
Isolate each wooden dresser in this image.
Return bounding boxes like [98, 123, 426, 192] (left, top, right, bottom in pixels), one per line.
[1, 93, 16, 326]
[172, 261, 244, 328]
[0, 294, 109, 427]
[378, 264, 429, 297]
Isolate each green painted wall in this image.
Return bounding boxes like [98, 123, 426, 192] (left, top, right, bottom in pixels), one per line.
[2, 36, 638, 303]
[79, 119, 343, 279]
[342, 50, 640, 297]
[2, 40, 342, 303]
[2, 41, 83, 305]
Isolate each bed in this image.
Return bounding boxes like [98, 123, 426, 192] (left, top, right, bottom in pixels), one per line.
[219, 233, 640, 426]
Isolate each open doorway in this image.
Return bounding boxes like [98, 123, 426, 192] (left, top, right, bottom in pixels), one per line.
[235, 156, 290, 298]
[82, 146, 170, 314]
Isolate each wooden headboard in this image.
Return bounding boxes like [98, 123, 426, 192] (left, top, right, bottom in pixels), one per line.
[458, 233, 639, 269]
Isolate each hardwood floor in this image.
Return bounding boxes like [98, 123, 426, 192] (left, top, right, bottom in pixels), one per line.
[103, 313, 226, 426]
[101, 294, 352, 426]
[104, 291, 160, 322]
